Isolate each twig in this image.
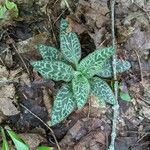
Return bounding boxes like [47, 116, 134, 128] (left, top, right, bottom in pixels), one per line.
[6, 32, 30, 74]
[108, 0, 119, 150]
[20, 103, 61, 150]
[133, 49, 144, 85]
[87, 97, 91, 118]
[63, 0, 73, 14]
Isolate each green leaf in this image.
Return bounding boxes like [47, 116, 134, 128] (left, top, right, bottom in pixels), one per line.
[0, 5, 7, 19]
[72, 72, 90, 108]
[60, 18, 69, 34]
[120, 91, 131, 102]
[36, 44, 59, 61]
[50, 84, 76, 126]
[60, 32, 81, 65]
[97, 59, 131, 78]
[37, 146, 53, 150]
[1, 128, 10, 150]
[90, 77, 116, 105]
[6, 127, 29, 150]
[0, 0, 18, 19]
[5, 0, 18, 17]
[119, 82, 131, 102]
[77, 47, 115, 78]
[31, 60, 74, 82]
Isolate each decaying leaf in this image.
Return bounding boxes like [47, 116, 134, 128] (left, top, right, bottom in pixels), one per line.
[0, 84, 19, 116]
[19, 133, 47, 150]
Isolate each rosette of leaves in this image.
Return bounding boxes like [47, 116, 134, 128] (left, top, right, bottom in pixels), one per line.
[31, 19, 131, 126]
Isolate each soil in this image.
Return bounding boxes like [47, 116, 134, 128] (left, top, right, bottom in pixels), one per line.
[0, 0, 150, 149]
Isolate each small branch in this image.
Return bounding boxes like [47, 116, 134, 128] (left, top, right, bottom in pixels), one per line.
[63, 0, 73, 14]
[108, 0, 119, 150]
[133, 49, 144, 85]
[20, 104, 61, 150]
[6, 32, 30, 74]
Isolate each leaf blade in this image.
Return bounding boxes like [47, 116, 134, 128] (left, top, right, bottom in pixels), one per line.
[91, 77, 116, 105]
[72, 73, 90, 108]
[6, 127, 29, 150]
[77, 47, 115, 78]
[37, 146, 53, 150]
[1, 127, 10, 150]
[60, 32, 81, 64]
[31, 60, 74, 82]
[97, 59, 131, 78]
[60, 18, 69, 34]
[50, 84, 76, 126]
[36, 44, 59, 61]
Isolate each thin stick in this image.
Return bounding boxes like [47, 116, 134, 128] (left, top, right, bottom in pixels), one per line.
[108, 0, 119, 150]
[133, 49, 144, 85]
[63, 0, 73, 14]
[6, 32, 30, 74]
[20, 103, 61, 150]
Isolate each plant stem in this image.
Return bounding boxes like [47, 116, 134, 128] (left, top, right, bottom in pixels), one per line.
[108, 0, 119, 150]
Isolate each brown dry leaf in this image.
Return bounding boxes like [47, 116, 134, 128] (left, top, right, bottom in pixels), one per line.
[0, 84, 20, 116]
[77, 0, 109, 28]
[126, 27, 150, 51]
[138, 80, 150, 120]
[0, 65, 19, 116]
[16, 32, 49, 58]
[19, 133, 47, 150]
[60, 118, 104, 149]
[125, 27, 150, 77]
[67, 17, 87, 35]
[74, 131, 105, 150]
[75, 0, 110, 48]
[9, 68, 30, 85]
[42, 87, 52, 115]
[0, 65, 9, 78]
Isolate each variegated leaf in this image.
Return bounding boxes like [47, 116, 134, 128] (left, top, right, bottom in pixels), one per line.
[97, 59, 131, 77]
[72, 72, 90, 108]
[77, 47, 115, 78]
[50, 84, 76, 126]
[91, 77, 116, 105]
[60, 32, 81, 65]
[60, 18, 69, 34]
[36, 44, 59, 61]
[31, 60, 74, 82]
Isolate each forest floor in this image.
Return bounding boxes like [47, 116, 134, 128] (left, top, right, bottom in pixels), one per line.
[0, 0, 150, 149]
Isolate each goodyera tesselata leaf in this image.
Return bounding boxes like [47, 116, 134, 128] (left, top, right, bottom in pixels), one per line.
[97, 59, 131, 78]
[91, 77, 116, 105]
[60, 18, 69, 34]
[72, 72, 90, 108]
[60, 32, 81, 65]
[36, 44, 59, 61]
[31, 60, 74, 82]
[50, 84, 76, 126]
[77, 47, 115, 78]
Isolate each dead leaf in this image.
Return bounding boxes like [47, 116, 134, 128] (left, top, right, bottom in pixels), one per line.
[16, 32, 49, 59]
[74, 131, 105, 150]
[0, 84, 20, 116]
[60, 118, 104, 149]
[20, 133, 47, 150]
